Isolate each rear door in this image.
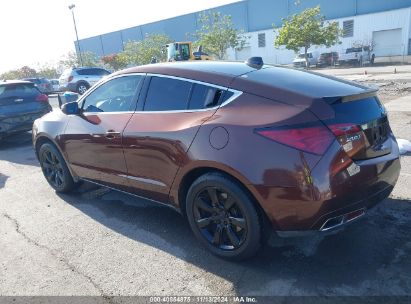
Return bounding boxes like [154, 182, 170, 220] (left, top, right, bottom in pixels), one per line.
[122, 75, 226, 203]
[62, 74, 144, 189]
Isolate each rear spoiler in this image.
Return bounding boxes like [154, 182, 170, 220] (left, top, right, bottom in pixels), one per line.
[322, 88, 379, 105]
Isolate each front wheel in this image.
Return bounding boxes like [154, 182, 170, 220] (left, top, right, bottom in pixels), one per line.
[38, 143, 78, 193]
[186, 173, 263, 260]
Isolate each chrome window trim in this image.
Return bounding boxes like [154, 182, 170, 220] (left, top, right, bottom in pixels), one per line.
[76, 73, 147, 115]
[76, 72, 243, 115]
[138, 73, 243, 114]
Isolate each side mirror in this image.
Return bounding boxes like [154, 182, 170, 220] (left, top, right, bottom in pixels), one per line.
[61, 101, 79, 115]
[59, 92, 79, 106]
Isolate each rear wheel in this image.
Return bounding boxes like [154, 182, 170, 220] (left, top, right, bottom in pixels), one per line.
[186, 173, 263, 260]
[76, 82, 89, 95]
[38, 143, 78, 193]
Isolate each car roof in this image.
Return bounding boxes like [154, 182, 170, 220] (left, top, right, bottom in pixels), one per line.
[114, 61, 371, 106]
[115, 61, 261, 87]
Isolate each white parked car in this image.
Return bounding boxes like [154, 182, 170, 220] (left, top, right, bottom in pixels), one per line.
[49, 79, 60, 92]
[293, 52, 319, 68]
[338, 46, 375, 66]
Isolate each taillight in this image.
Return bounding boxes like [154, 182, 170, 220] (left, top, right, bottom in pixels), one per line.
[328, 123, 361, 137]
[326, 123, 365, 157]
[68, 76, 74, 82]
[36, 94, 49, 103]
[255, 122, 335, 155]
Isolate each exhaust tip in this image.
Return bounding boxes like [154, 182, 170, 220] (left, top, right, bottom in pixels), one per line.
[320, 208, 366, 232]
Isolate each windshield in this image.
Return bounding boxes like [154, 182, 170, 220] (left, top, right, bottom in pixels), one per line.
[167, 44, 176, 61]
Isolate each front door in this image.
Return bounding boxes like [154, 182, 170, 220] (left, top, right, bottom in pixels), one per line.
[62, 74, 144, 189]
[123, 75, 225, 204]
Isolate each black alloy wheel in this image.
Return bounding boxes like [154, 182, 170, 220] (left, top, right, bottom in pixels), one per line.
[193, 187, 247, 250]
[186, 173, 262, 260]
[38, 143, 78, 193]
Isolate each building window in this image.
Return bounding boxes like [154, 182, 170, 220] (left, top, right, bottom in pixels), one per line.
[343, 20, 354, 38]
[258, 33, 266, 48]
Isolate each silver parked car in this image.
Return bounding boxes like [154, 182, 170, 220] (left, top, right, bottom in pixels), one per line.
[59, 67, 111, 95]
[49, 79, 60, 92]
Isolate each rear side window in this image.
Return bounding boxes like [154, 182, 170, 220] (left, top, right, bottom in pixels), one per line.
[188, 84, 225, 110]
[144, 77, 192, 111]
[0, 84, 38, 98]
[95, 69, 110, 76]
[76, 69, 91, 75]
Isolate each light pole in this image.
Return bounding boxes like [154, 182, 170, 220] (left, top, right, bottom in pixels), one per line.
[68, 4, 83, 66]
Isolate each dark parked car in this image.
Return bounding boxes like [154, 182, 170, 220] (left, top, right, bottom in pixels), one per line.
[317, 52, 339, 67]
[23, 78, 53, 94]
[33, 60, 401, 260]
[0, 81, 51, 140]
[59, 67, 111, 95]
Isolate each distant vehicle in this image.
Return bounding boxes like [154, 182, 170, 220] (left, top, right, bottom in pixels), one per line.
[59, 67, 111, 95]
[338, 46, 375, 66]
[317, 52, 339, 67]
[166, 42, 212, 62]
[49, 79, 60, 92]
[0, 81, 51, 140]
[23, 78, 53, 94]
[293, 52, 319, 68]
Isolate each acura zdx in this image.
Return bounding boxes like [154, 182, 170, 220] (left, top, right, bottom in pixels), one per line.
[33, 59, 401, 260]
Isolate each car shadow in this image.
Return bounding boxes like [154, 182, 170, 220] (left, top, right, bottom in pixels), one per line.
[58, 183, 411, 296]
[0, 132, 39, 167]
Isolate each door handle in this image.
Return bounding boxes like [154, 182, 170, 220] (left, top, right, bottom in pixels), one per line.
[105, 130, 121, 139]
[14, 98, 24, 103]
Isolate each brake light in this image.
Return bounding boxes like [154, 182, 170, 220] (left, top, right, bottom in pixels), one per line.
[68, 76, 74, 82]
[256, 122, 335, 155]
[326, 123, 365, 158]
[328, 123, 361, 137]
[36, 94, 49, 103]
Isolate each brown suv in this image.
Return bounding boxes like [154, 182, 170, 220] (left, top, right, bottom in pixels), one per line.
[33, 60, 401, 260]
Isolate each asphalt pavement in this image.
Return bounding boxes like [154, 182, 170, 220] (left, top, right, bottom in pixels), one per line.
[0, 72, 410, 299]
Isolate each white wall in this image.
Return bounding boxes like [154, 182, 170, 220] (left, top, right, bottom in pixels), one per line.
[228, 7, 411, 64]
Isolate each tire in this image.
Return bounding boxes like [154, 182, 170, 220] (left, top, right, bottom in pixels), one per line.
[76, 82, 89, 95]
[38, 143, 78, 193]
[185, 172, 263, 260]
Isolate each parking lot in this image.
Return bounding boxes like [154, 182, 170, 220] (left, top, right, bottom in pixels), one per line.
[1, 66, 411, 299]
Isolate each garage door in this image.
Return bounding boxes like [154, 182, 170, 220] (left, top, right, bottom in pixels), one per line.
[372, 28, 403, 57]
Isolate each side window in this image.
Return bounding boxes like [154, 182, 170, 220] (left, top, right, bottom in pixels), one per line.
[188, 84, 223, 110]
[77, 69, 90, 76]
[144, 77, 192, 111]
[82, 76, 142, 113]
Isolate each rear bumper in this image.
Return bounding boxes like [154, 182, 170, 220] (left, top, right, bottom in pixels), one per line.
[59, 83, 77, 92]
[255, 138, 401, 233]
[0, 110, 51, 138]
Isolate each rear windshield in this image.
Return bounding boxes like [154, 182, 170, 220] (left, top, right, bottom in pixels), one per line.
[0, 83, 38, 98]
[244, 66, 367, 100]
[346, 47, 362, 53]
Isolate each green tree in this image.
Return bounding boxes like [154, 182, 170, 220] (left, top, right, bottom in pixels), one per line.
[194, 11, 247, 60]
[59, 50, 100, 68]
[119, 34, 173, 66]
[274, 6, 342, 67]
[37, 65, 59, 79]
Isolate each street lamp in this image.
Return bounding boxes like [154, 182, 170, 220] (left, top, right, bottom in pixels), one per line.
[68, 4, 83, 66]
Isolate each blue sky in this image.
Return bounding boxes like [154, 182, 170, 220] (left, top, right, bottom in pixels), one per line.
[0, 0, 239, 73]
